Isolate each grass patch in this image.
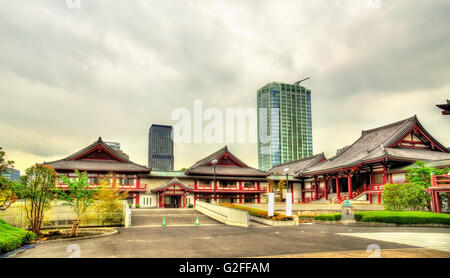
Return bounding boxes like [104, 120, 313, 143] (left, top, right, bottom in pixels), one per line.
[220, 203, 293, 221]
[314, 211, 450, 225]
[0, 219, 36, 254]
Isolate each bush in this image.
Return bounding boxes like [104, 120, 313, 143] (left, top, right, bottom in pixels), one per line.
[383, 183, 427, 211]
[187, 204, 194, 208]
[359, 211, 450, 225]
[314, 213, 341, 221]
[0, 219, 36, 254]
[313, 211, 450, 225]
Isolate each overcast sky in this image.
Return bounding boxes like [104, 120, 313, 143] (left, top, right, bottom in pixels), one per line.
[1, 0, 449, 173]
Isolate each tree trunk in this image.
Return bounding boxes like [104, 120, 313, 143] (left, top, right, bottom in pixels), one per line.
[70, 219, 80, 237]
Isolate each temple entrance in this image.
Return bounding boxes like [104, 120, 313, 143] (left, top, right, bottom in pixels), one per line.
[164, 195, 181, 208]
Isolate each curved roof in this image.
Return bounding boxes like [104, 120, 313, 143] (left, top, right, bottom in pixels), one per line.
[43, 137, 150, 173]
[300, 116, 450, 176]
[185, 146, 269, 177]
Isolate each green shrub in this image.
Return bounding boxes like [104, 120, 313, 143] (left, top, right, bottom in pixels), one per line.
[220, 203, 293, 221]
[359, 211, 450, 225]
[314, 213, 341, 221]
[187, 204, 194, 208]
[135, 204, 140, 208]
[0, 219, 37, 254]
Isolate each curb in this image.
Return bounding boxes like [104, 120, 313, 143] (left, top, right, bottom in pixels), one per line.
[312, 220, 450, 228]
[5, 228, 118, 258]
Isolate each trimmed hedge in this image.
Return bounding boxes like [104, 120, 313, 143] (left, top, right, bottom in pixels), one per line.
[0, 219, 36, 254]
[220, 203, 293, 221]
[314, 211, 450, 225]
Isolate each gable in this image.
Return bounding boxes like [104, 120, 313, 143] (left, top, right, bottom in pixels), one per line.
[71, 144, 125, 162]
[389, 123, 447, 152]
[204, 152, 247, 168]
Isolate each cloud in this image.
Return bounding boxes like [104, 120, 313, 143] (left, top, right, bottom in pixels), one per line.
[0, 0, 449, 173]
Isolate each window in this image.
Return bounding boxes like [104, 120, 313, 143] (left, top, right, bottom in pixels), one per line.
[219, 181, 236, 187]
[244, 182, 255, 188]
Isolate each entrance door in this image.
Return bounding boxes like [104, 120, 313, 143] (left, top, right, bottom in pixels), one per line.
[164, 196, 181, 208]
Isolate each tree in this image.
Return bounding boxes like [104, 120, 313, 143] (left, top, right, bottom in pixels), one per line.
[382, 183, 407, 211]
[0, 147, 17, 210]
[21, 165, 57, 234]
[383, 161, 449, 211]
[94, 173, 128, 226]
[405, 161, 449, 210]
[273, 179, 286, 202]
[57, 170, 99, 237]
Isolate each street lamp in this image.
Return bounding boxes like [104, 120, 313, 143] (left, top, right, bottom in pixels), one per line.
[211, 159, 218, 204]
[283, 168, 290, 194]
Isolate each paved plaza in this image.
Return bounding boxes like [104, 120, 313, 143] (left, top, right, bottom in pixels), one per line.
[12, 224, 450, 258]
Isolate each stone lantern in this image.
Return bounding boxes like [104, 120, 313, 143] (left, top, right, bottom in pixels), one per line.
[341, 198, 356, 223]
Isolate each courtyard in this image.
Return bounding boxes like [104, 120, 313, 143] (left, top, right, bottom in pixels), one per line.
[11, 223, 450, 258]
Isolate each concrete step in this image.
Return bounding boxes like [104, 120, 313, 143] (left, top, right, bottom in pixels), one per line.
[131, 208, 221, 226]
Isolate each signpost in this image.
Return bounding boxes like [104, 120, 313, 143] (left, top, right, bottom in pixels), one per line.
[285, 193, 292, 216]
[268, 193, 274, 217]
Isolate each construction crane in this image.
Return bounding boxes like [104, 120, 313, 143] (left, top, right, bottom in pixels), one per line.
[294, 77, 310, 85]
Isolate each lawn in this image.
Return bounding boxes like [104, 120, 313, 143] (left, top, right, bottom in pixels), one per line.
[314, 211, 450, 225]
[0, 219, 36, 254]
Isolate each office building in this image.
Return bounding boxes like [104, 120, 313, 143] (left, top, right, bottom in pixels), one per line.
[148, 124, 174, 171]
[257, 81, 313, 171]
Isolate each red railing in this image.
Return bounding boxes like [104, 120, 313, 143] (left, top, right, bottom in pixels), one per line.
[367, 183, 384, 192]
[333, 194, 347, 204]
[194, 184, 267, 192]
[431, 174, 450, 187]
[57, 183, 148, 192]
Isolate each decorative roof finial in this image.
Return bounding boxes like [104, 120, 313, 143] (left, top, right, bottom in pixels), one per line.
[98, 136, 103, 142]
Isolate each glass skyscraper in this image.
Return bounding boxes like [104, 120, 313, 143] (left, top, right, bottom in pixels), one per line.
[257, 82, 313, 171]
[148, 125, 174, 171]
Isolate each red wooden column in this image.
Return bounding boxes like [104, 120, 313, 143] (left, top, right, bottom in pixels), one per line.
[336, 176, 340, 198]
[377, 193, 381, 204]
[324, 177, 328, 200]
[194, 194, 197, 206]
[347, 172, 353, 199]
[214, 180, 218, 202]
[368, 193, 372, 204]
[257, 194, 260, 204]
[383, 164, 388, 184]
[136, 193, 140, 206]
[314, 177, 318, 200]
[239, 194, 243, 204]
[161, 192, 165, 208]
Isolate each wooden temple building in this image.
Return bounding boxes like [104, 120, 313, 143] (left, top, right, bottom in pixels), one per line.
[47, 141, 268, 208]
[270, 115, 450, 204]
[43, 137, 151, 207]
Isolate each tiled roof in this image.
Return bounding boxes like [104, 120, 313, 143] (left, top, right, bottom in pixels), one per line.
[185, 146, 268, 177]
[151, 178, 194, 192]
[268, 153, 325, 176]
[43, 137, 150, 173]
[300, 115, 449, 175]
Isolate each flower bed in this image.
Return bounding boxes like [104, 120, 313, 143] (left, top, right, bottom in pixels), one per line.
[0, 219, 36, 255]
[314, 211, 450, 225]
[220, 203, 293, 221]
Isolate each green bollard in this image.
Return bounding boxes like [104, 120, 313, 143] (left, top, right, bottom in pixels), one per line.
[162, 216, 166, 227]
[195, 216, 200, 226]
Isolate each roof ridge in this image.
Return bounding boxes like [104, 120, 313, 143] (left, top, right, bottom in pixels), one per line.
[362, 115, 416, 135]
[268, 153, 324, 171]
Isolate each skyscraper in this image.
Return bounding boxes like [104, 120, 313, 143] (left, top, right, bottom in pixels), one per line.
[148, 124, 174, 171]
[2, 167, 20, 181]
[257, 81, 313, 171]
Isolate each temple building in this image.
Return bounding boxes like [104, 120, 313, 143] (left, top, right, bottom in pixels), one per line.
[140, 146, 269, 208]
[267, 153, 325, 203]
[280, 115, 450, 204]
[43, 137, 151, 207]
[46, 140, 268, 208]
